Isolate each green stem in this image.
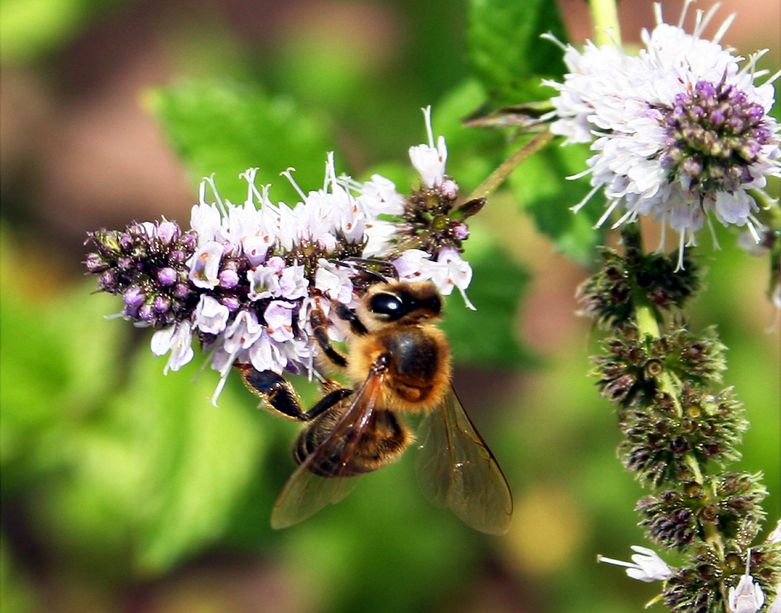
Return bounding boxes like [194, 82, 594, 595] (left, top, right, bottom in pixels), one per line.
[589, 0, 622, 46]
[620, 226, 727, 565]
[466, 129, 553, 202]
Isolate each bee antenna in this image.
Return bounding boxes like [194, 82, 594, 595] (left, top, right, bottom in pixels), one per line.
[336, 257, 397, 282]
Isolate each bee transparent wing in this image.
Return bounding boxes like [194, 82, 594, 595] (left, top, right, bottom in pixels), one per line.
[270, 371, 384, 529]
[415, 387, 513, 535]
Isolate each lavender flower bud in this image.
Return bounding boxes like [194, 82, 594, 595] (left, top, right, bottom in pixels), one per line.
[157, 267, 178, 286]
[172, 283, 190, 300]
[153, 295, 171, 313]
[98, 270, 118, 292]
[219, 268, 240, 289]
[157, 220, 178, 244]
[84, 253, 107, 273]
[123, 286, 145, 308]
[138, 303, 155, 322]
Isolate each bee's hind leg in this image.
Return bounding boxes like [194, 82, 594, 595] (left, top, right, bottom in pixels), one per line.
[237, 365, 352, 422]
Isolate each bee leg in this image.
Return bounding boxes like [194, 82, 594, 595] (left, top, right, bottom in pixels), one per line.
[309, 304, 350, 368]
[332, 302, 368, 336]
[238, 365, 352, 422]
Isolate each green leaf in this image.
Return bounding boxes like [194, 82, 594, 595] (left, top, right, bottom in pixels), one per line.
[146, 80, 334, 204]
[443, 222, 533, 367]
[33, 351, 267, 578]
[468, 0, 568, 104]
[509, 141, 603, 265]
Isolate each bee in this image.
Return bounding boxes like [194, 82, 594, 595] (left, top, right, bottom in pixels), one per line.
[238, 280, 513, 534]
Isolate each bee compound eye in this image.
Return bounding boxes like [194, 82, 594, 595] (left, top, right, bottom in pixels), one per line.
[369, 293, 404, 318]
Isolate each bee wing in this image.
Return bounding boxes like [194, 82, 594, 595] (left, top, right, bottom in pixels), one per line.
[415, 387, 513, 535]
[270, 370, 384, 530]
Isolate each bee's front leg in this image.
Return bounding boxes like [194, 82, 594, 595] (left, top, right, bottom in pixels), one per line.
[237, 365, 352, 422]
[309, 302, 351, 368]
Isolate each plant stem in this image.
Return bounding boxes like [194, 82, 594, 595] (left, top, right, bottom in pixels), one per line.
[589, 0, 622, 46]
[466, 129, 553, 202]
[620, 226, 727, 564]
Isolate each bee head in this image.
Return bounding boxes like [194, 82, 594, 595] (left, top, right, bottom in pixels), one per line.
[360, 281, 442, 328]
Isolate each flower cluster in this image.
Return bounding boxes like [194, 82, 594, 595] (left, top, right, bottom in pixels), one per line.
[85, 221, 198, 328]
[636, 472, 767, 551]
[85, 108, 482, 403]
[546, 2, 781, 268]
[593, 325, 726, 406]
[576, 245, 701, 328]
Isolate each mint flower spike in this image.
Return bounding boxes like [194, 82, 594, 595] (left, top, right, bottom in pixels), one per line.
[597, 545, 674, 583]
[545, 1, 781, 270]
[84, 108, 483, 403]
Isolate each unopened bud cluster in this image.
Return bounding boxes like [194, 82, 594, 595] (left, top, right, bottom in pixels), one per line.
[577, 246, 701, 329]
[637, 471, 767, 551]
[582, 242, 780, 610]
[84, 220, 198, 327]
[594, 326, 726, 407]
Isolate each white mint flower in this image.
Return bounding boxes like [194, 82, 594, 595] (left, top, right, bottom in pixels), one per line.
[546, 2, 781, 269]
[194, 295, 230, 335]
[315, 259, 354, 305]
[278, 263, 309, 300]
[728, 551, 765, 613]
[357, 174, 405, 217]
[409, 106, 448, 188]
[189, 241, 223, 288]
[151, 321, 194, 373]
[597, 545, 673, 582]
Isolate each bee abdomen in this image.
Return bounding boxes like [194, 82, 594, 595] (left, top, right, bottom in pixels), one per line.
[294, 410, 411, 478]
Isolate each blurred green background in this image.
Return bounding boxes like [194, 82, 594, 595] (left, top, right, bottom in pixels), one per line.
[1, 0, 778, 611]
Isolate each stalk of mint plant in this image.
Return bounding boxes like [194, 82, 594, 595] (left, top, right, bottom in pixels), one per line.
[578, 224, 780, 611]
[546, 1, 781, 609]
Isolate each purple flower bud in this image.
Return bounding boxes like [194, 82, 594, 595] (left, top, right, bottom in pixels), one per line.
[452, 222, 469, 240]
[157, 267, 178, 286]
[169, 249, 187, 264]
[708, 109, 725, 125]
[683, 158, 702, 177]
[117, 256, 134, 270]
[138, 303, 156, 322]
[440, 179, 459, 200]
[219, 268, 240, 289]
[153, 295, 171, 313]
[179, 232, 197, 250]
[728, 117, 744, 132]
[84, 253, 107, 273]
[173, 283, 190, 300]
[119, 232, 133, 250]
[98, 270, 118, 291]
[157, 220, 178, 244]
[123, 286, 145, 309]
[220, 295, 241, 311]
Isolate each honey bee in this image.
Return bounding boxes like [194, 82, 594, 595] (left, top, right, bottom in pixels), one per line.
[239, 280, 513, 534]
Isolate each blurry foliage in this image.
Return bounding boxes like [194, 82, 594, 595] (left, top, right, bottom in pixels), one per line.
[0, 0, 778, 612]
[146, 81, 335, 207]
[0, 0, 126, 63]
